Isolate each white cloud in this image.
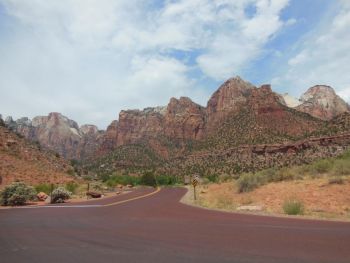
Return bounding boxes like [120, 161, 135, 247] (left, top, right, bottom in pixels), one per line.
[0, 0, 290, 127]
[274, 1, 350, 102]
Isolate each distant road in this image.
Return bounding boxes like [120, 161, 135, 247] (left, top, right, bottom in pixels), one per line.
[1, 187, 350, 263]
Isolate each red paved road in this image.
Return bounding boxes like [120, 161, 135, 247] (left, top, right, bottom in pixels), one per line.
[1, 187, 350, 263]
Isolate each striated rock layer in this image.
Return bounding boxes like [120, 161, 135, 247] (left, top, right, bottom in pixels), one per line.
[5, 112, 104, 160]
[296, 85, 350, 120]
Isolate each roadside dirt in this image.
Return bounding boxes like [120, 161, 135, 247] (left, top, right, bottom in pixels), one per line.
[182, 178, 350, 221]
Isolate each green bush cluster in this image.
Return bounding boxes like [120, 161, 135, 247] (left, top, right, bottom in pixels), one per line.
[104, 174, 141, 187]
[155, 175, 180, 185]
[237, 167, 299, 193]
[141, 172, 157, 187]
[237, 173, 261, 193]
[283, 199, 304, 215]
[237, 149, 350, 193]
[206, 174, 219, 183]
[0, 182, 36, 206]
[51, 187, 71, 204]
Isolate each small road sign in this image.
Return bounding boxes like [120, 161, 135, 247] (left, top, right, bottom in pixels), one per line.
[192, 175, 200, 200]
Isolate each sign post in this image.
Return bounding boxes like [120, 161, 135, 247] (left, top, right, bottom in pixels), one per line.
[192, 175, 199, 201]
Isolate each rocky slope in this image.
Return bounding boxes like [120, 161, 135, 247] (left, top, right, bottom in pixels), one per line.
[296, 85, 350, 120]
[3, 76, 350, 179]
[0, 122, 74, 187]
[86, 78, 350, 177]
[5, 113, 104, 160]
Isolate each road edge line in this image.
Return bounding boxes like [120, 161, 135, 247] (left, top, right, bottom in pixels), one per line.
[102, 187, 161, 207]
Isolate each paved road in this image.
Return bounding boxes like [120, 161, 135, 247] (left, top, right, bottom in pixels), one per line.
[1, 187, 350, 263]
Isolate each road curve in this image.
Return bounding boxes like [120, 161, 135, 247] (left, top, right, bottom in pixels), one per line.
[0, 187, 350, 263]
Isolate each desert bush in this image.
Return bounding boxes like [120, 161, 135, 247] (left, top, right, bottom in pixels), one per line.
[332, 159, 350, 176]
[0, 182, 36, 206]
[156, 175, 178, 185]
[274, 167, 299, 181]
[328, 177, 345, 185]
[206, 174, 219, 183]
[104, 174, 141, 187]
[51, 187, 71, 203]
[237, 173, 260, 193]
[311, 159, 333, 174]
[141, 171, 157, 187]
[283, 199, 304, 215]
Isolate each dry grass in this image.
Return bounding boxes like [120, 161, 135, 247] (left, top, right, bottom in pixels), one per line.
[189, 178, 350, 220]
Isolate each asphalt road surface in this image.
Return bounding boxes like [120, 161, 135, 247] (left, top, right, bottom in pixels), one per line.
[1, 187, 350, 263]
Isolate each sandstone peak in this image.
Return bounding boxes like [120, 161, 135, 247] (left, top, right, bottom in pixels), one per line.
[296, 85, 350, 120]
[281, 93, 301, 108]
[80, 124, 99, 135]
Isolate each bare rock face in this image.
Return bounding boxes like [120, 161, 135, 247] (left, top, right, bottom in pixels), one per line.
[77, 124, 104, 160]
[6, 113, 104, 160]
[164, 97, 206, 140]
[0, 114, 4, 126]
[296, 85, 350, 120]
[116, 108, 164, 146]
[206, 76, 254, 133]
[281, 93, 301, 108]
[31, 112, 82, 159]
[100, 120, 119, 153]
[100, 97, 207, 153]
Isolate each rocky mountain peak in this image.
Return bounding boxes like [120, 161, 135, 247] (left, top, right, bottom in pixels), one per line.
[207, 76, 254, 113]
[282, 93, 301, 108]
[80, 124, 99, 135]
[296, 85, 350, 120]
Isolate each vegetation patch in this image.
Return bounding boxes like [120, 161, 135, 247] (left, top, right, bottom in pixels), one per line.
[283, 199, 304, 215]
[0, 182, 36, 206]
[51, 187, 71, 204]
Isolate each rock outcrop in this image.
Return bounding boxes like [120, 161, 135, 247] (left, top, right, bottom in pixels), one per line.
[206, 76, 254, 133]
[5, 113, 104, 160]
[99, 97, 206, 154]
[281, 93, 301, 108]
[172, 132, 350, 175]
[296, 85, 350, 120]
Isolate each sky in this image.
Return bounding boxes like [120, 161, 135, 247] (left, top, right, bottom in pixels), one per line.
[0, 0, 349, 129]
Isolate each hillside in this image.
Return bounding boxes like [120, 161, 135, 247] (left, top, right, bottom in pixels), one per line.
[84, 79, 350, 178]
[0, 123, 75, 187]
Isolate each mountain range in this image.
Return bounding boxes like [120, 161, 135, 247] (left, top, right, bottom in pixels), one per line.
[1, 76, 350, 180]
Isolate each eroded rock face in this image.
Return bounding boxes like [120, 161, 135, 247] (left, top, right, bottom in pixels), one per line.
[206, 76, 254, 133]
[164, 97, 206, 140]
[5, 113, 104, 160]
[0, 114, 4, 126]
[281, 93, 301, 108]
[99, 97, 207, 153]
[296, 85, 350, 120]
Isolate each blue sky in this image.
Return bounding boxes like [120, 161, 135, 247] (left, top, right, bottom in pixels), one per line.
[0, 0, 349, 128]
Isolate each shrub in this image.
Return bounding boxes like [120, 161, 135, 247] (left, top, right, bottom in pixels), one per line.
[141, 171, 157, 187]
[104, 174, 141, 187]
[311, 159, 333, 174]
[0, 182, 36, 206]
[51, 187, 71, 204]
[237, 173, 260, 193]
[328, 177, 344, 185]
[156, 175, 178, 185]
[283, 199, 304, 215]
[274, 167, 298, 181]
[332, 159, 350, 176]
[206, 174, 219, 183]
